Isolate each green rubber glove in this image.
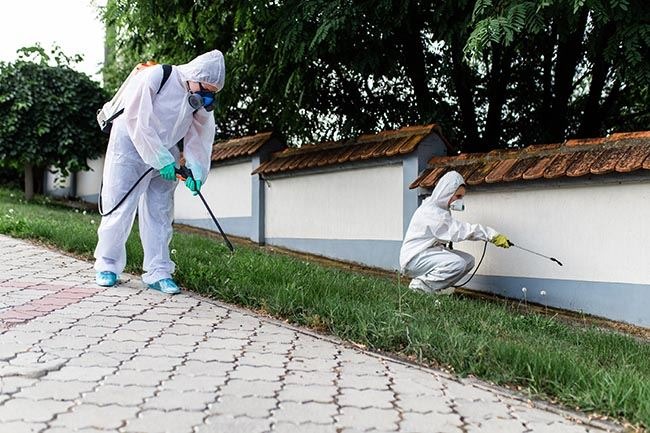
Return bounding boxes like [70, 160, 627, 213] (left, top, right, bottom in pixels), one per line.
[159, 163, 176, 181]
[185, 177, 202, 196]
[491, 234, 511, 248]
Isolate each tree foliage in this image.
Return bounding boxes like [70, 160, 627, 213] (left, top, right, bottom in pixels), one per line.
[101, 0, 649, 151]
[0, 45, 108, 196]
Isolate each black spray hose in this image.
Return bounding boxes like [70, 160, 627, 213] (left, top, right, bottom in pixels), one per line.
[175, 166, 235, 252]
[453, 241, 487, 288]
[98, 168, 154, 216]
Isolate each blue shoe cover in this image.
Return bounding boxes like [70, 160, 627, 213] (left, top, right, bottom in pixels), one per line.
[148, 278, 180, 295]
[96, 271, 117, 287]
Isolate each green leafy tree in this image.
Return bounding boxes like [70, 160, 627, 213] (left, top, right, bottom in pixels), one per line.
[101, 0, 649, 150]
[0, 45, 108, 199]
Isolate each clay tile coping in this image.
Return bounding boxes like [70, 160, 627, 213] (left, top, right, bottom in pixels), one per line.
[254, 124, 447, 176]
[212, 131, 276, 162]
[410, 131, 650, 189]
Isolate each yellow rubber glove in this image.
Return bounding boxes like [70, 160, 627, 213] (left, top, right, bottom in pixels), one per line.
[159, 163, 176, 181]
[491, 234, 511, 248]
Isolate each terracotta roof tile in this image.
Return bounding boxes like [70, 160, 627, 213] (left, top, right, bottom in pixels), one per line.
[543, 153, 577, 179]
[253, 124, 450, 176]
[522, 155, 558, 180]
[502, 157, 539, 182]
[411, 167, 448, 190]
[410, 130, 650, 189]
[212, 131, 279, 163]
[485, 158, 519, 183]
[455, 162, 481, 182]
[565, 150, 604, 177]
[466, 161, 500, 185]
[616, 144, 650, 172]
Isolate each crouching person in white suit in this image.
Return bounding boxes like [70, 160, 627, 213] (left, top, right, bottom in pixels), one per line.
[399, 171, 510, 294]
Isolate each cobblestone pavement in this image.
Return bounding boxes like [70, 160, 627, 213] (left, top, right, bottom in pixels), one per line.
[0, 234, 622, 433]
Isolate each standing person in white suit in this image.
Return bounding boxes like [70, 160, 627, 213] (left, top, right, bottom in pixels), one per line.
[94, 50, 225, 294]
[399, 170, 510, 293]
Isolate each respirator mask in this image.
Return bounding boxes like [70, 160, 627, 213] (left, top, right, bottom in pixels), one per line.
[188, 83, 217, 111]
[449, 198, 465, 211]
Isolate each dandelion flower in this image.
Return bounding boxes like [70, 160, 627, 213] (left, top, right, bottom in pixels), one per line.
[75, 209, 79, 213]
[171, 249, 177, 255]
[90, 219, 95, 224]
[540, 290, 547, 296]
[8, 209, 14, 213]
[521, 287, 527, 293]
[82, 210, 87, 215]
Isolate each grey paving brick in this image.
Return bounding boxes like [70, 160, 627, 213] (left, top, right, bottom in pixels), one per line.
[336, 407, 400, 431]
[284, 371, 335, 386]
[338, 373, 391, 391]
[103, 369, 168, 387]
[0, 397, 72, 422]
[466, 418, 528, 433]
[143, 389, 215, 411]
[229, 365, 284, 382]
[401, 411, 465, 432]
[0, 421, 46, 433]
[81, 383, 156, 406]
[273, 422, 339, 433]
[219, 379, 282, 398]
[122, 409, 205, 433]
[277, 384, 337, 403]
[14, 379, 96, 400]
[397, 394, 453, 414]
[161, 374, 227, 393]
[45, 365, 115, 382]
[50, 404, 139, 430]
[104, 329, 157, 342]
[273, 401, 338, 425]
[338, 388, 395, 409]
[173, 360, 233, 377]
[187, 347, 239, 363]
[120, 355, 181, 372]
[198, 414, 271, 433]
[208, 395, 276, 418]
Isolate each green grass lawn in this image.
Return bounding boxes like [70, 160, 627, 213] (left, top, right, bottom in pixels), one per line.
[1, 187, 648, 429]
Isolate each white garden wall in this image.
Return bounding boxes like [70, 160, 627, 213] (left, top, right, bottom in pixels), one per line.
[263, 164, 406, 269]
[76, 157, 105, 203]
[452, 176, 650, 327]
[175, 161, 253, 220]
[265, 165, 403, 240]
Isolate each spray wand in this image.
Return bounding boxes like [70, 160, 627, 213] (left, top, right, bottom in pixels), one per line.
[507, 241, 562, 266]
[175, 166, 235, 252]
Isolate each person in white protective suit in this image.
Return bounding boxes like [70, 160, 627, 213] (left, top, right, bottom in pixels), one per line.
[94, 50, 225, 294]
[399, 170, 510, 294]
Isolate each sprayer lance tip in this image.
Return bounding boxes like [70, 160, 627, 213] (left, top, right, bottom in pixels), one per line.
[551, 258, 563, 266]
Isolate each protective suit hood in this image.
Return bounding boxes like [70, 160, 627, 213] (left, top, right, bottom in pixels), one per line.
[176, 50, 225, 91]
[424, 170, 465, 210]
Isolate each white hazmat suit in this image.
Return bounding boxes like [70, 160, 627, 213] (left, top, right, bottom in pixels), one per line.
[94, 50, 225, 286]
[399, 171, 499, 293]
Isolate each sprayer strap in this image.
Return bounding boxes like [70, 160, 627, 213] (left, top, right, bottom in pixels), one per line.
[158, 64, 172, 94]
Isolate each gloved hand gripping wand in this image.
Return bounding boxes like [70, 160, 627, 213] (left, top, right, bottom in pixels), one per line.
[175, 166, 235, 252]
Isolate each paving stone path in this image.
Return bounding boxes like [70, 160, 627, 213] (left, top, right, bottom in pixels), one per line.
[0, 234, 622, 433]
